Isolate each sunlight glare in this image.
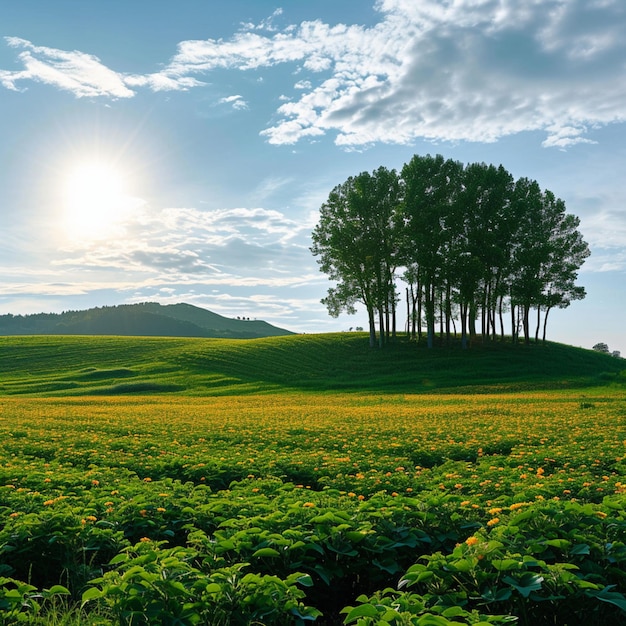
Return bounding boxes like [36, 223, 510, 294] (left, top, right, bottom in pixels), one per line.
[62, 161, 136, 240]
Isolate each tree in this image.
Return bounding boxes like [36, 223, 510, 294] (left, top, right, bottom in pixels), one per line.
[312, 154, 589, 349]
[453, 162, 515, 346]
[592, 342, 610, 353]
[401, 154, 463, 348]
[311, 167, 402, 348]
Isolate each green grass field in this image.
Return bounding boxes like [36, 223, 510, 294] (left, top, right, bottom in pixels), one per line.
[1, 333, 624, 396]
[0, 334, 625, 625]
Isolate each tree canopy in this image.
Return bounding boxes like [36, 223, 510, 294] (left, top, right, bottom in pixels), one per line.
[311, 155, 590, 348]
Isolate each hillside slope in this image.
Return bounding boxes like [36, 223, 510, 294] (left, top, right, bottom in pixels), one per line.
[0, 333, 624, 396]
[0, 302, 293, 339]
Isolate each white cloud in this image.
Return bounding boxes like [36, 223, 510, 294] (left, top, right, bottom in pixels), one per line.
[541, 125, 597, 149]
[2, 2, 626, 146]
[1, 37, 135, 97]
[218, 94, 249, 110]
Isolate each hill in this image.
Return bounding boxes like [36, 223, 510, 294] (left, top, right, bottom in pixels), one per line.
[0, 333, 624, 396]
[0, 302, 294, 339]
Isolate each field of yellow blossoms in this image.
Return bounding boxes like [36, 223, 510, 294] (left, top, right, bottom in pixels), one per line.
[0, 390, 625, 624]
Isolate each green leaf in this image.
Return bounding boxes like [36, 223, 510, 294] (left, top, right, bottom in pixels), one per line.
[590, 586, 626, 612]
[109, 553, 129, 565]
[252, 547, 280, 558]
[343, 603, 379, 623]
[417, 614, 453, 625]
[509, 510, 535, 526]
[450, 558, 472, 572]
[295, 574, 314, 587]
[503, 573, 544, 598]
[492, 559, 521, 572]
[45, 585, 70, 595]
[81, 587, 102, 605]
[442, 606, 469, 618]
[544, 539, 571, 550]
[570, 543, 590, 555]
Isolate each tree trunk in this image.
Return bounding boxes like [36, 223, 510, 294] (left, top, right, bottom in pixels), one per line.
[523, 304, 531, 345]
[534, 305, 541, 343]
[542, 306, 552, 343]
[406, 288, 411, 338]
[367, 306, 377, 348]
[417, 285, 423, 342]
[469, 300, 477, 346]
[426, 282, 435, 349]
[460, 301, 468, 349]
[439, 289, 444, 345]
[510, 295, 516, 343]
[445, 282, 452, 345]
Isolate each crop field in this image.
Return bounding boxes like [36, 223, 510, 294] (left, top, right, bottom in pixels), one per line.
[1, 387, 625, 625]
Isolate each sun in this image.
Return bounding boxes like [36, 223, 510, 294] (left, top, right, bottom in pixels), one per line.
[62, 161, 135, 239]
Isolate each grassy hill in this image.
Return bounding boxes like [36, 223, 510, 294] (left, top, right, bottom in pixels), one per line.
[0, 302, 293, 339]
[1, 333, 624, 396]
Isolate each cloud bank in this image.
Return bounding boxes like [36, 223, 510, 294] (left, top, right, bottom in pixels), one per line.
[54, 205, 318, 287]
[1, 0, 624, 148]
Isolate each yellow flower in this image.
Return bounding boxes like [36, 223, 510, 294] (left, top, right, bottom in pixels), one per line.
[465, 536, 479, 546]
[303, 502, 316, 508]
[487, 517, 500, 526]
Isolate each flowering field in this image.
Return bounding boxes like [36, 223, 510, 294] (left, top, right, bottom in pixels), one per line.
[1, 390, 625, 625]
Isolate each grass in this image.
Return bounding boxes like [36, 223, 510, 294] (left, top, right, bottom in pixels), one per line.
[1, 332, 624, 396]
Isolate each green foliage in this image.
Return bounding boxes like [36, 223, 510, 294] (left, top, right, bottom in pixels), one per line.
[0, 578, 70, 625]
[0, 385, 625, 623]
[81, 541, 319, 626]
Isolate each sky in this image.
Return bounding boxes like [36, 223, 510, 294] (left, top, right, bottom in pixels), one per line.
[0, 0, 625, 353]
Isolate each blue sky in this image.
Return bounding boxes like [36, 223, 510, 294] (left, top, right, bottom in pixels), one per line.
[0, 0, 625, 353]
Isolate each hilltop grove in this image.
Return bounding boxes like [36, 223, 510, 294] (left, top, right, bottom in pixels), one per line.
[311, 154, 589, 348]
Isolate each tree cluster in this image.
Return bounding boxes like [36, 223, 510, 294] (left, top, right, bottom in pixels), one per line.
[311, 154, 590, 348]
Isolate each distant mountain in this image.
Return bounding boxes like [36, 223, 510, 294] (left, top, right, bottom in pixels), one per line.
[0, 302, 295, 339]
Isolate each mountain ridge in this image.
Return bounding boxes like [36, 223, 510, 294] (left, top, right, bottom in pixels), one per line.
[0, 302, 294, 339]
